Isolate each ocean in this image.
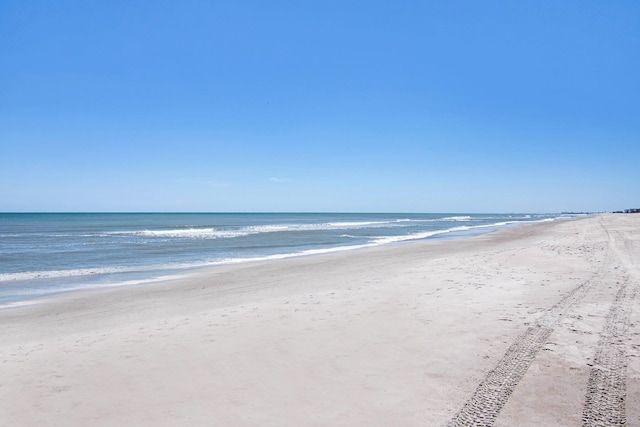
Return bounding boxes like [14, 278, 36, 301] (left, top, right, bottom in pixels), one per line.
[0, 212, 564, 306]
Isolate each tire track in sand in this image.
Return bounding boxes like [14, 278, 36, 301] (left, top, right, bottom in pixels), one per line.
[449, 219, 615, 426]
[582, 226, 639, 427]
[582, 279, 637, 426]
[447, 274, 599, 426]
[448, 218, 639, 426]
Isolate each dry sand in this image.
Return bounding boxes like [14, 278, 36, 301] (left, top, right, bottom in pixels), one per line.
[1, 213, 639, 426]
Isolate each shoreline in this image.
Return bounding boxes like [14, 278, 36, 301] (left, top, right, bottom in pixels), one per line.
[2, 214, 638, 425]
[0, 215, 568, 309]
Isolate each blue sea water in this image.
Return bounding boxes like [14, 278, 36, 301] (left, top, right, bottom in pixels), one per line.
[0, 212, 564, 306]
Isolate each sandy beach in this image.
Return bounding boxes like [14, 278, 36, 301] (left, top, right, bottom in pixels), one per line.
[1, 213, 639, 426]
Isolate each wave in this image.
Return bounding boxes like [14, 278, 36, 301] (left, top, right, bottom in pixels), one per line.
[0, 266, 134, 282]
[211, 244, 373, 265]
[369, 219, 538, 245]
[0, 264, 195, 283]
[126, 228, 243, 239]
[440, 216, 474, 221]
[103, 219, 415, 240]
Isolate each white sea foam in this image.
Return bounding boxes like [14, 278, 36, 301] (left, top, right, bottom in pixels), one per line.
[0, 300, 40, 310]
[102, 220, 413, 240]
[212, 243, 374, 265]
[110, 228, 246, 239]
[370, 225, 474, 245]
[0, 264, 197, 282]
[244, 220, 409, 232]
[369, 220, 530, 245]
[0, 266, 134, 282]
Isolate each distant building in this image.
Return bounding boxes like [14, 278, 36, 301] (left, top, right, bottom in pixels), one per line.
[624, 208, 640, 213]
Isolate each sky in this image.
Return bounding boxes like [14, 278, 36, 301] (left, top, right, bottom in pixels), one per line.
[1, 0, 638, 213]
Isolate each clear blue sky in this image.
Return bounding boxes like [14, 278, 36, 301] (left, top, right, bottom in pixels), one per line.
[1, 0, 638, 213]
